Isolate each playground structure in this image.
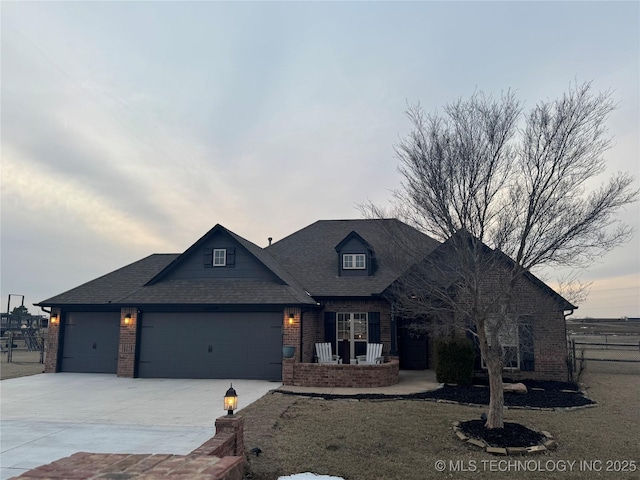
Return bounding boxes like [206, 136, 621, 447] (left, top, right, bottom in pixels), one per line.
[1, 294, 47, 364]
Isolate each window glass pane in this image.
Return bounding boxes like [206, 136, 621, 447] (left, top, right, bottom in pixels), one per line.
[343, 255, 353, 269]
[355, 254, 366, 268]
[337, 313, 350, 340]
[353, 313, 367, 340]
[213, 249, 226, 266]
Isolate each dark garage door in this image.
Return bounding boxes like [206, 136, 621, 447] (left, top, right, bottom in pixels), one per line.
[61, 312, 120, 373]
[138, 312, 282, 380]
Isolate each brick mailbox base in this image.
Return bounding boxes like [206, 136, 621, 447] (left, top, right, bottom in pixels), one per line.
[283, 358, 400, 388]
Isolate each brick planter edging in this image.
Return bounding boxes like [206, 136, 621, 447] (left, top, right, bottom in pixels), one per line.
[284, 359, 400, 388]
[452, 421, 557, 455]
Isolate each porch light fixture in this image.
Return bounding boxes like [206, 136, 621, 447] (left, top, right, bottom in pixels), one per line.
[224, 384, 238, 417]
[50, 314, 58, 324]
[288, 313, 294, 325]
[124, 314, 132, 325]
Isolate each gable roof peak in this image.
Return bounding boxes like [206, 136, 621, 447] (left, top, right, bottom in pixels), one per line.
[334, 230, 374, 253]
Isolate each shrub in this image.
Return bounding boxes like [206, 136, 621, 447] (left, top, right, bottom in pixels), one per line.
[435, 337, 475, 385]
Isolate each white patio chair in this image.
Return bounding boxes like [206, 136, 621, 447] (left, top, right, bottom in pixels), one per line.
[356, 343, 384, 365]
[315, 342, 341, 364]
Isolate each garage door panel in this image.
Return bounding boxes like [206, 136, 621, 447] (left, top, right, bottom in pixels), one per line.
[62, 312, 119, 374]
[139, 312, 282, 380]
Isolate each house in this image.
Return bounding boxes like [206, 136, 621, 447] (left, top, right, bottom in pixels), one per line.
[37, 219, 573, 383]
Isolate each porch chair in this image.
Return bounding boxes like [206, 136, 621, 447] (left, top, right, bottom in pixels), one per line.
[315, 342, 342, 364]
[356, 343, 384, 365]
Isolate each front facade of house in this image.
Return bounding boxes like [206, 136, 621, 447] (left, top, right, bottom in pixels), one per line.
[38, 219, 573, 383]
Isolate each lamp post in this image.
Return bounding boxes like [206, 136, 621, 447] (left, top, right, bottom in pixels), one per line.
[224, 384, 238, 417]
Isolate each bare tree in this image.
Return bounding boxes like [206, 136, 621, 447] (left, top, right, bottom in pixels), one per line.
[364, 82, 638, 429]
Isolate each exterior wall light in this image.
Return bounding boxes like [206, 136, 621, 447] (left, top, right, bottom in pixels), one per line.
[288, 313, 295, 325]
[224, 384, 238, 417]
[50, 313, 58, 324]
[124, 314, 132, 325]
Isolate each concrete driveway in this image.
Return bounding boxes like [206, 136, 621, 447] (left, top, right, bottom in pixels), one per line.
[0, 373, 278, 480]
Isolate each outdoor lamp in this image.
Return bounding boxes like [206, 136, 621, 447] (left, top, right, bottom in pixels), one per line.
[224, 384, 238, 416]
[288, 313, 294, 325]
[124, 314, 132, 325]
[50, 314, 58, 324]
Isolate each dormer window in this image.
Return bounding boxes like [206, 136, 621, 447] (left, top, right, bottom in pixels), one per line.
[343, 253, 366, 270]
[213, 249, 227, 266]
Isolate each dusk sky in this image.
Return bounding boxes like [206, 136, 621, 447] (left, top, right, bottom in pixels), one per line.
[1, 1, 638, 318]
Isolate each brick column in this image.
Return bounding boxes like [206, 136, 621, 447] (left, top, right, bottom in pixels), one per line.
[283, 307, 300, 358]
[282, 357, 295, 385]
[214, 415, 245, 456]
[117, 307, 139, 378]
[44, 308, 62, 373]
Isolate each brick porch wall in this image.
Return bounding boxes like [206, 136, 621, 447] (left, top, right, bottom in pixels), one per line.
[283, 358, 399, 387]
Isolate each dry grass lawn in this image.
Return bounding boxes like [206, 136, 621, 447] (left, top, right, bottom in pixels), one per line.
[242, 372, 640, 480]
[0, 344, 44, 380]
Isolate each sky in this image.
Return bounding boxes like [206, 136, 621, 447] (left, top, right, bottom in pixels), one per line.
[1, 1, 638, 319]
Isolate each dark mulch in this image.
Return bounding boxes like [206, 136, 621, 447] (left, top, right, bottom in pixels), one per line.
[416, 384, 594, 408]
[279, 381, 595, 408]
[459, 420, 545, 448]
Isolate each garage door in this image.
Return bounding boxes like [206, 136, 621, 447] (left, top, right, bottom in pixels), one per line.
[138, 312, 282, 380]
[61, 312, 120, 373]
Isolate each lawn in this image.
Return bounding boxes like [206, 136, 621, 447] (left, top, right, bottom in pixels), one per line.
[241, 372, 640, 480]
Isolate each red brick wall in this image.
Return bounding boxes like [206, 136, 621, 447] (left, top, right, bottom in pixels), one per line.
[44, 307, 62, 373]
[283, 359, 399, 387]
[117, 308, 139, 378]
[191, 416, 244, 458]
[283, 307, 300, 360]
[465, 270, 570, 382]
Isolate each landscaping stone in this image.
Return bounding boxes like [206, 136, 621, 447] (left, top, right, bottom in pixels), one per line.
[467, 438, 487, 448]
[526, 445, 547, 454]
[503, 382, 528, 394]
[486, 447, 508, 455]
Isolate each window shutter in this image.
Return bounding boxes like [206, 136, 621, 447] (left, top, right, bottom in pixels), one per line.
[227, 248, 236, 267]
[519, 323, 535, 371]
[324, 312, 336, 352]
[204, 248, 213, 268]
[368, 312, 381, 343]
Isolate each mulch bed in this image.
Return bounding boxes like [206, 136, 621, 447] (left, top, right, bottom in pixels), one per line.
[279, 379, 595, 409]
[459, 420, 545, 448]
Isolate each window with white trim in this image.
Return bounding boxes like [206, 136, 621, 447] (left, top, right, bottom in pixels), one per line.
[213, 249, 227, 266]
[343, 253, 366, 270]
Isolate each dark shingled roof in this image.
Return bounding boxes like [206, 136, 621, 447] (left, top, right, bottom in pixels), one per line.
[37, 224, 317, 307]
[37, 254, 178, 306]
[267, 219, 440, 297]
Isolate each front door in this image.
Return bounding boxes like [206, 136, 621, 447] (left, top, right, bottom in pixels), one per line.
[337, 313, 368, 361]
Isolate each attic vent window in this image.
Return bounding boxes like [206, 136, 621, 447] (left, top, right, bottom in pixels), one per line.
[343, 253, 366, 270]
[213, 249, 227, 266]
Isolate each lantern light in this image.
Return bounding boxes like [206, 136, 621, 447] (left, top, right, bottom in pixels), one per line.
[224, 384, 238, 417]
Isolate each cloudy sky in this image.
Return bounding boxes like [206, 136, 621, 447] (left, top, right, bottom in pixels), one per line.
[1, 1, 638, 318]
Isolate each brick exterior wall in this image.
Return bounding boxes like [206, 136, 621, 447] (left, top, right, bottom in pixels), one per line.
[44, 307, 62, 373]
[457, 270, 571, 382]
[117, 308, 139, 378]
[283, 358, 399, 387]
[282, 307, 300, 360]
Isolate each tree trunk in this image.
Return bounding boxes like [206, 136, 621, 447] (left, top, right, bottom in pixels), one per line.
[485, 351, 504, 429]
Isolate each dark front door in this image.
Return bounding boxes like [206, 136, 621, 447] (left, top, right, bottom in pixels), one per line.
[61, 312, 120, 373]
[398, 318, 429, 369]
[138, 312, 282, 380]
